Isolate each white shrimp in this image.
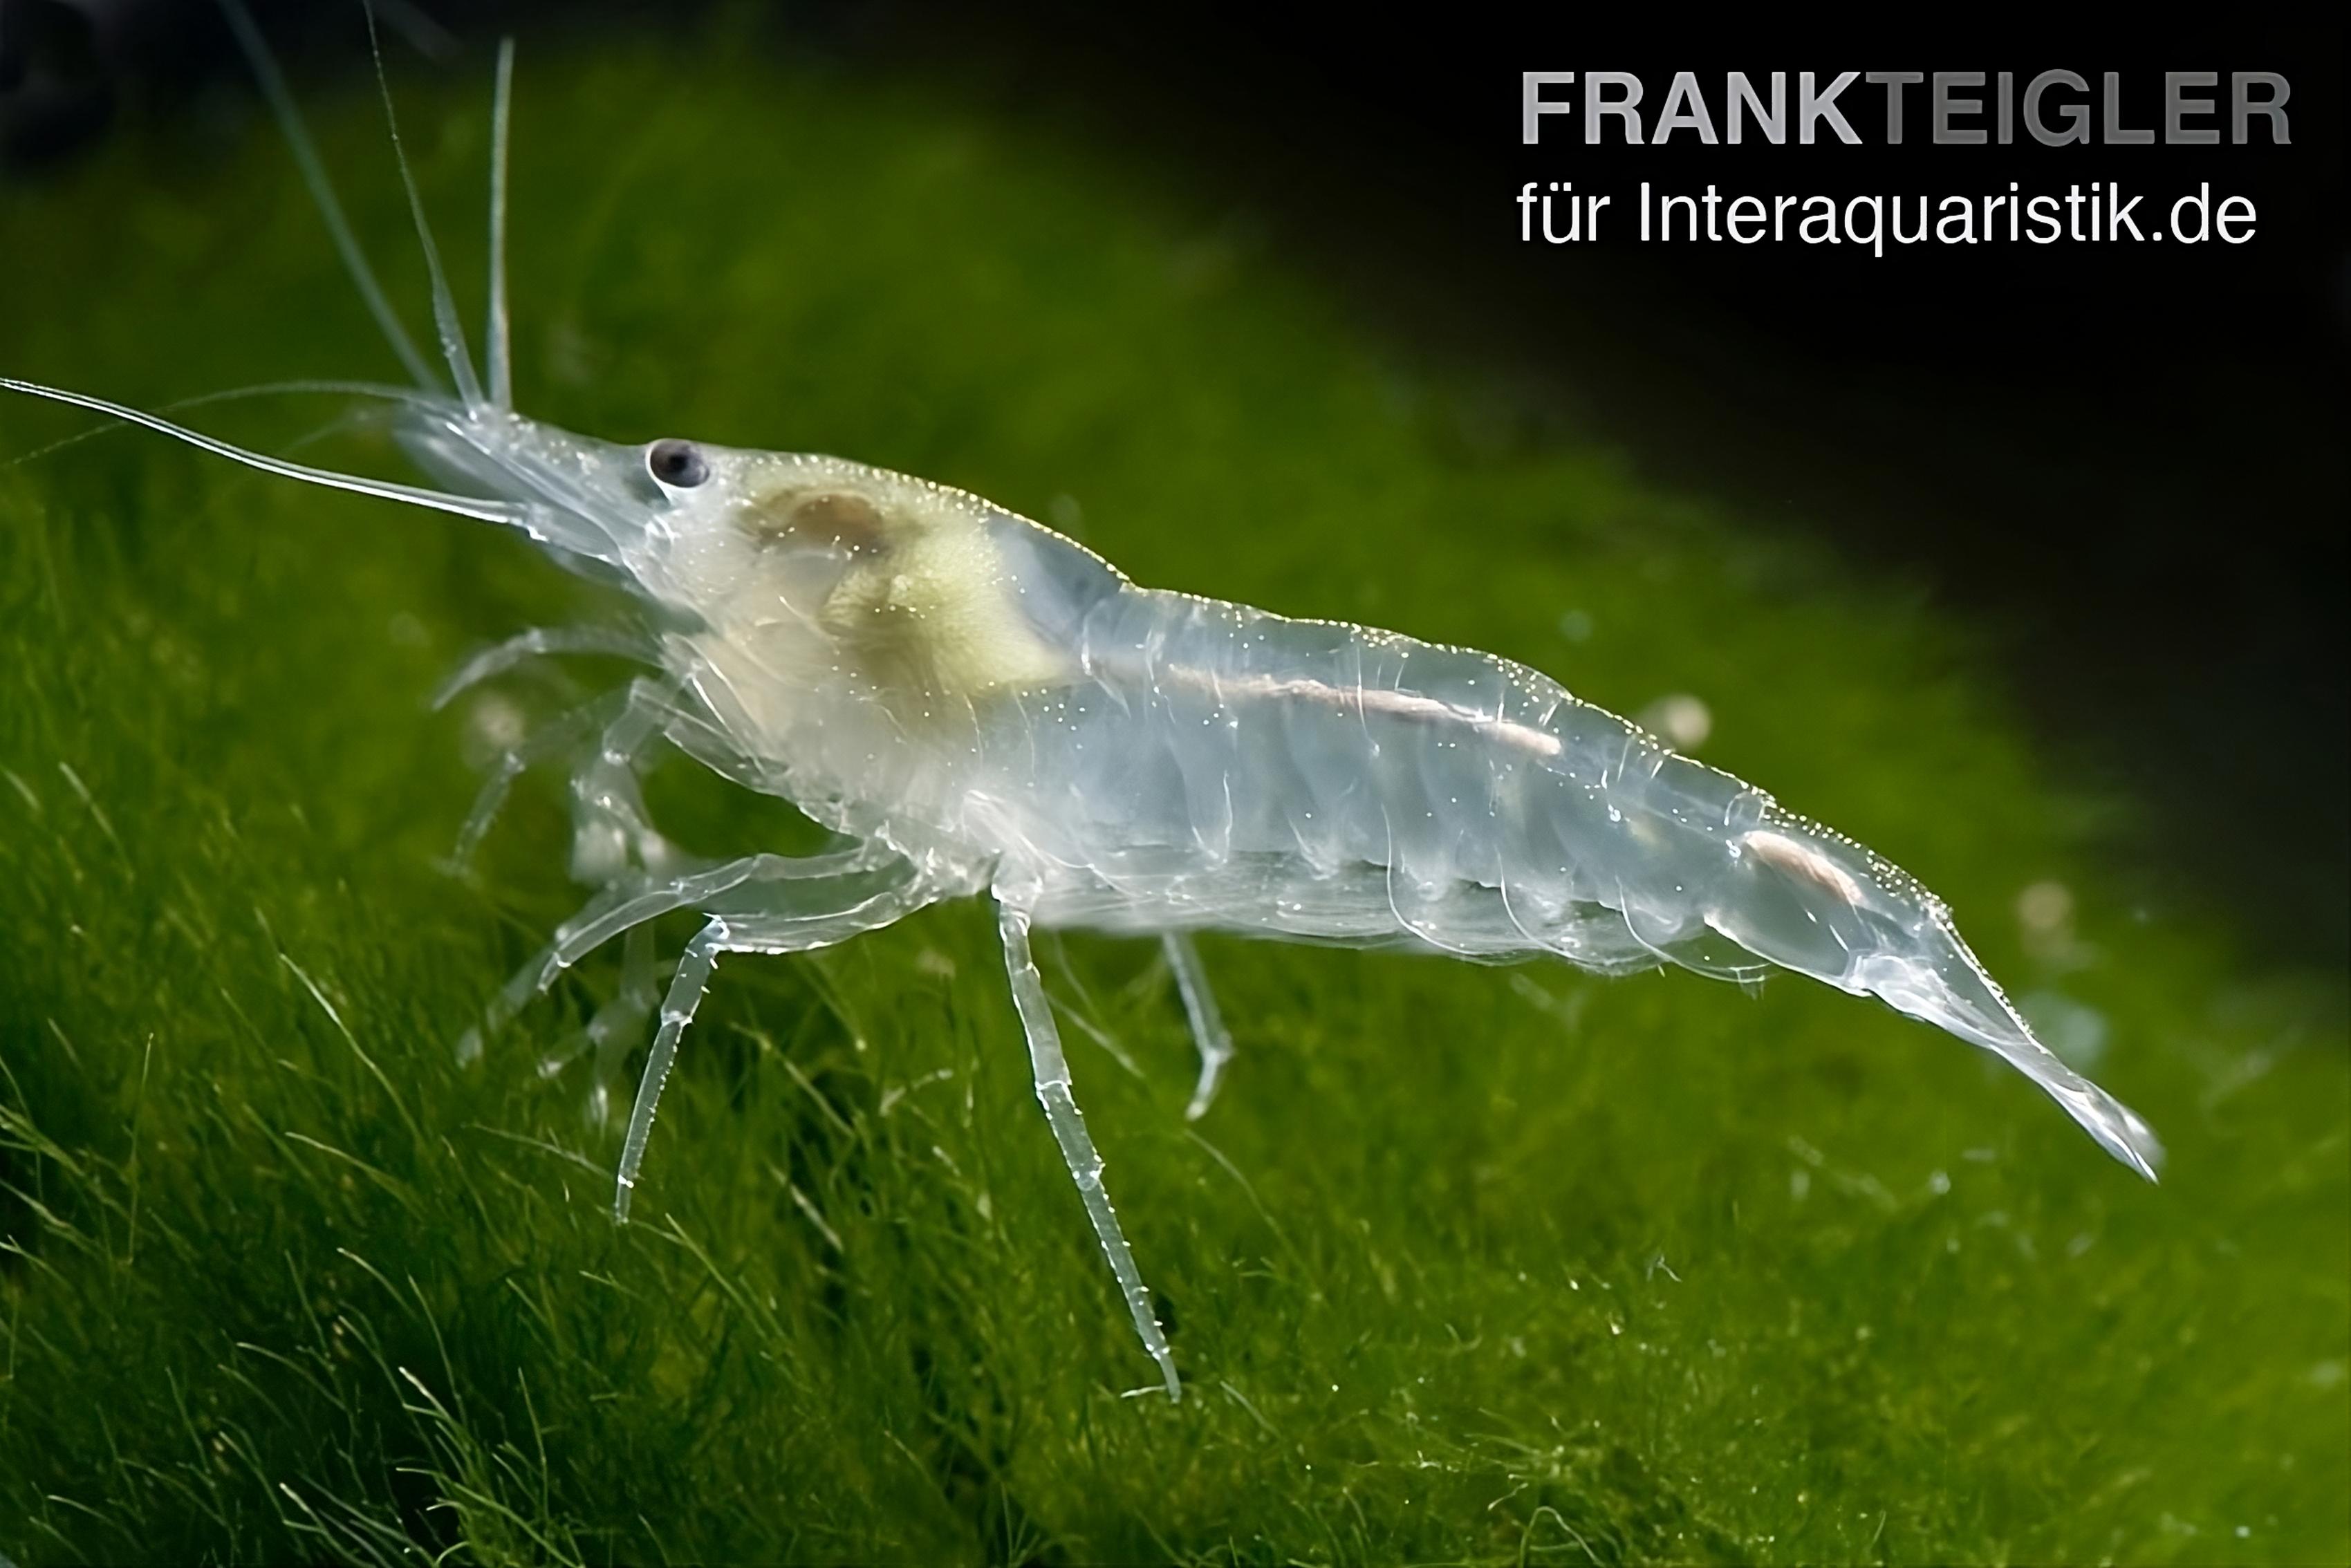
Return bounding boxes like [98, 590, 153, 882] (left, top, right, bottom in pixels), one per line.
[1, 12, 2159, 1401]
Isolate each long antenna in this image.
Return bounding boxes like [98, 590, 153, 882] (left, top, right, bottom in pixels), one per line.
[2, 379, 453, 469]
[216, 0, 440, 392]
[485, 37, 517, 410]
[363, 0, 485, 410]
[0, 376, 521, 527]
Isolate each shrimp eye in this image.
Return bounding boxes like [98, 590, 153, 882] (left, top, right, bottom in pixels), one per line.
[647, 438, 709, 488]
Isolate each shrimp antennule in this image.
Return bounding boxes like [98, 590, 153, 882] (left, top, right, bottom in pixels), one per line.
[216, 0, 440, 393]
[360, 0, 485, 409]
[485, 37, 519, 411]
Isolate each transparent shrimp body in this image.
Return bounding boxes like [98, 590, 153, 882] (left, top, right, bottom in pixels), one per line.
[5, 336, 2164, 1406]
[397, 402, 2162, 1189]
[0, 22, 2159, 1399]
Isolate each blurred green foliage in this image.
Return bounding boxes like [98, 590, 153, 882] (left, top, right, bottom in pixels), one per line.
[1, 20, 2343, 1565]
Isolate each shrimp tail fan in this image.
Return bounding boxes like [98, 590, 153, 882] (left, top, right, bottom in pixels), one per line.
[1700, 812, 2164, 1179]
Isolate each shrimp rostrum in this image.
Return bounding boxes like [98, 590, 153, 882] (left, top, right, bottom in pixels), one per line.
[1, 17, 2158, 1400]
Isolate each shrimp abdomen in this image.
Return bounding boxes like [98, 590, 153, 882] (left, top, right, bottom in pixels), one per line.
[1009, 584, 2161, 1177]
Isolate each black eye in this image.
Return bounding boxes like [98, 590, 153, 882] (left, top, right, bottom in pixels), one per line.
[647, 438, 709, 488]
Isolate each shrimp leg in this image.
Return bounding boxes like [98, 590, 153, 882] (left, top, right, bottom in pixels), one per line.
[448, 686, 613, 870]
[584, 923, 661, 1121]
[615, 870, 936, 1220]
[1001, 901, 1182, 1399]
[1162, 933, 1234, 1121]
[447, 675, 675, 873]
[531, 922, 661, 1124]
[458, 843, 892, 1062]
[429, 624, 655, 711]
[565, 675, 687, 884]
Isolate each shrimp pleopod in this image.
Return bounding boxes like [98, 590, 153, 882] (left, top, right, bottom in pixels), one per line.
[0, 13, 2158, 1401]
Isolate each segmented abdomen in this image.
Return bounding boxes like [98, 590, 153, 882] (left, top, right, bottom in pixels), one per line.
[965, 532, 2162, 1177]
[976, 584, 1766, 974]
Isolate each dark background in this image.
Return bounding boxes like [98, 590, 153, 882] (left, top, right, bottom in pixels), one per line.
[5, 1, 2344, 965]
